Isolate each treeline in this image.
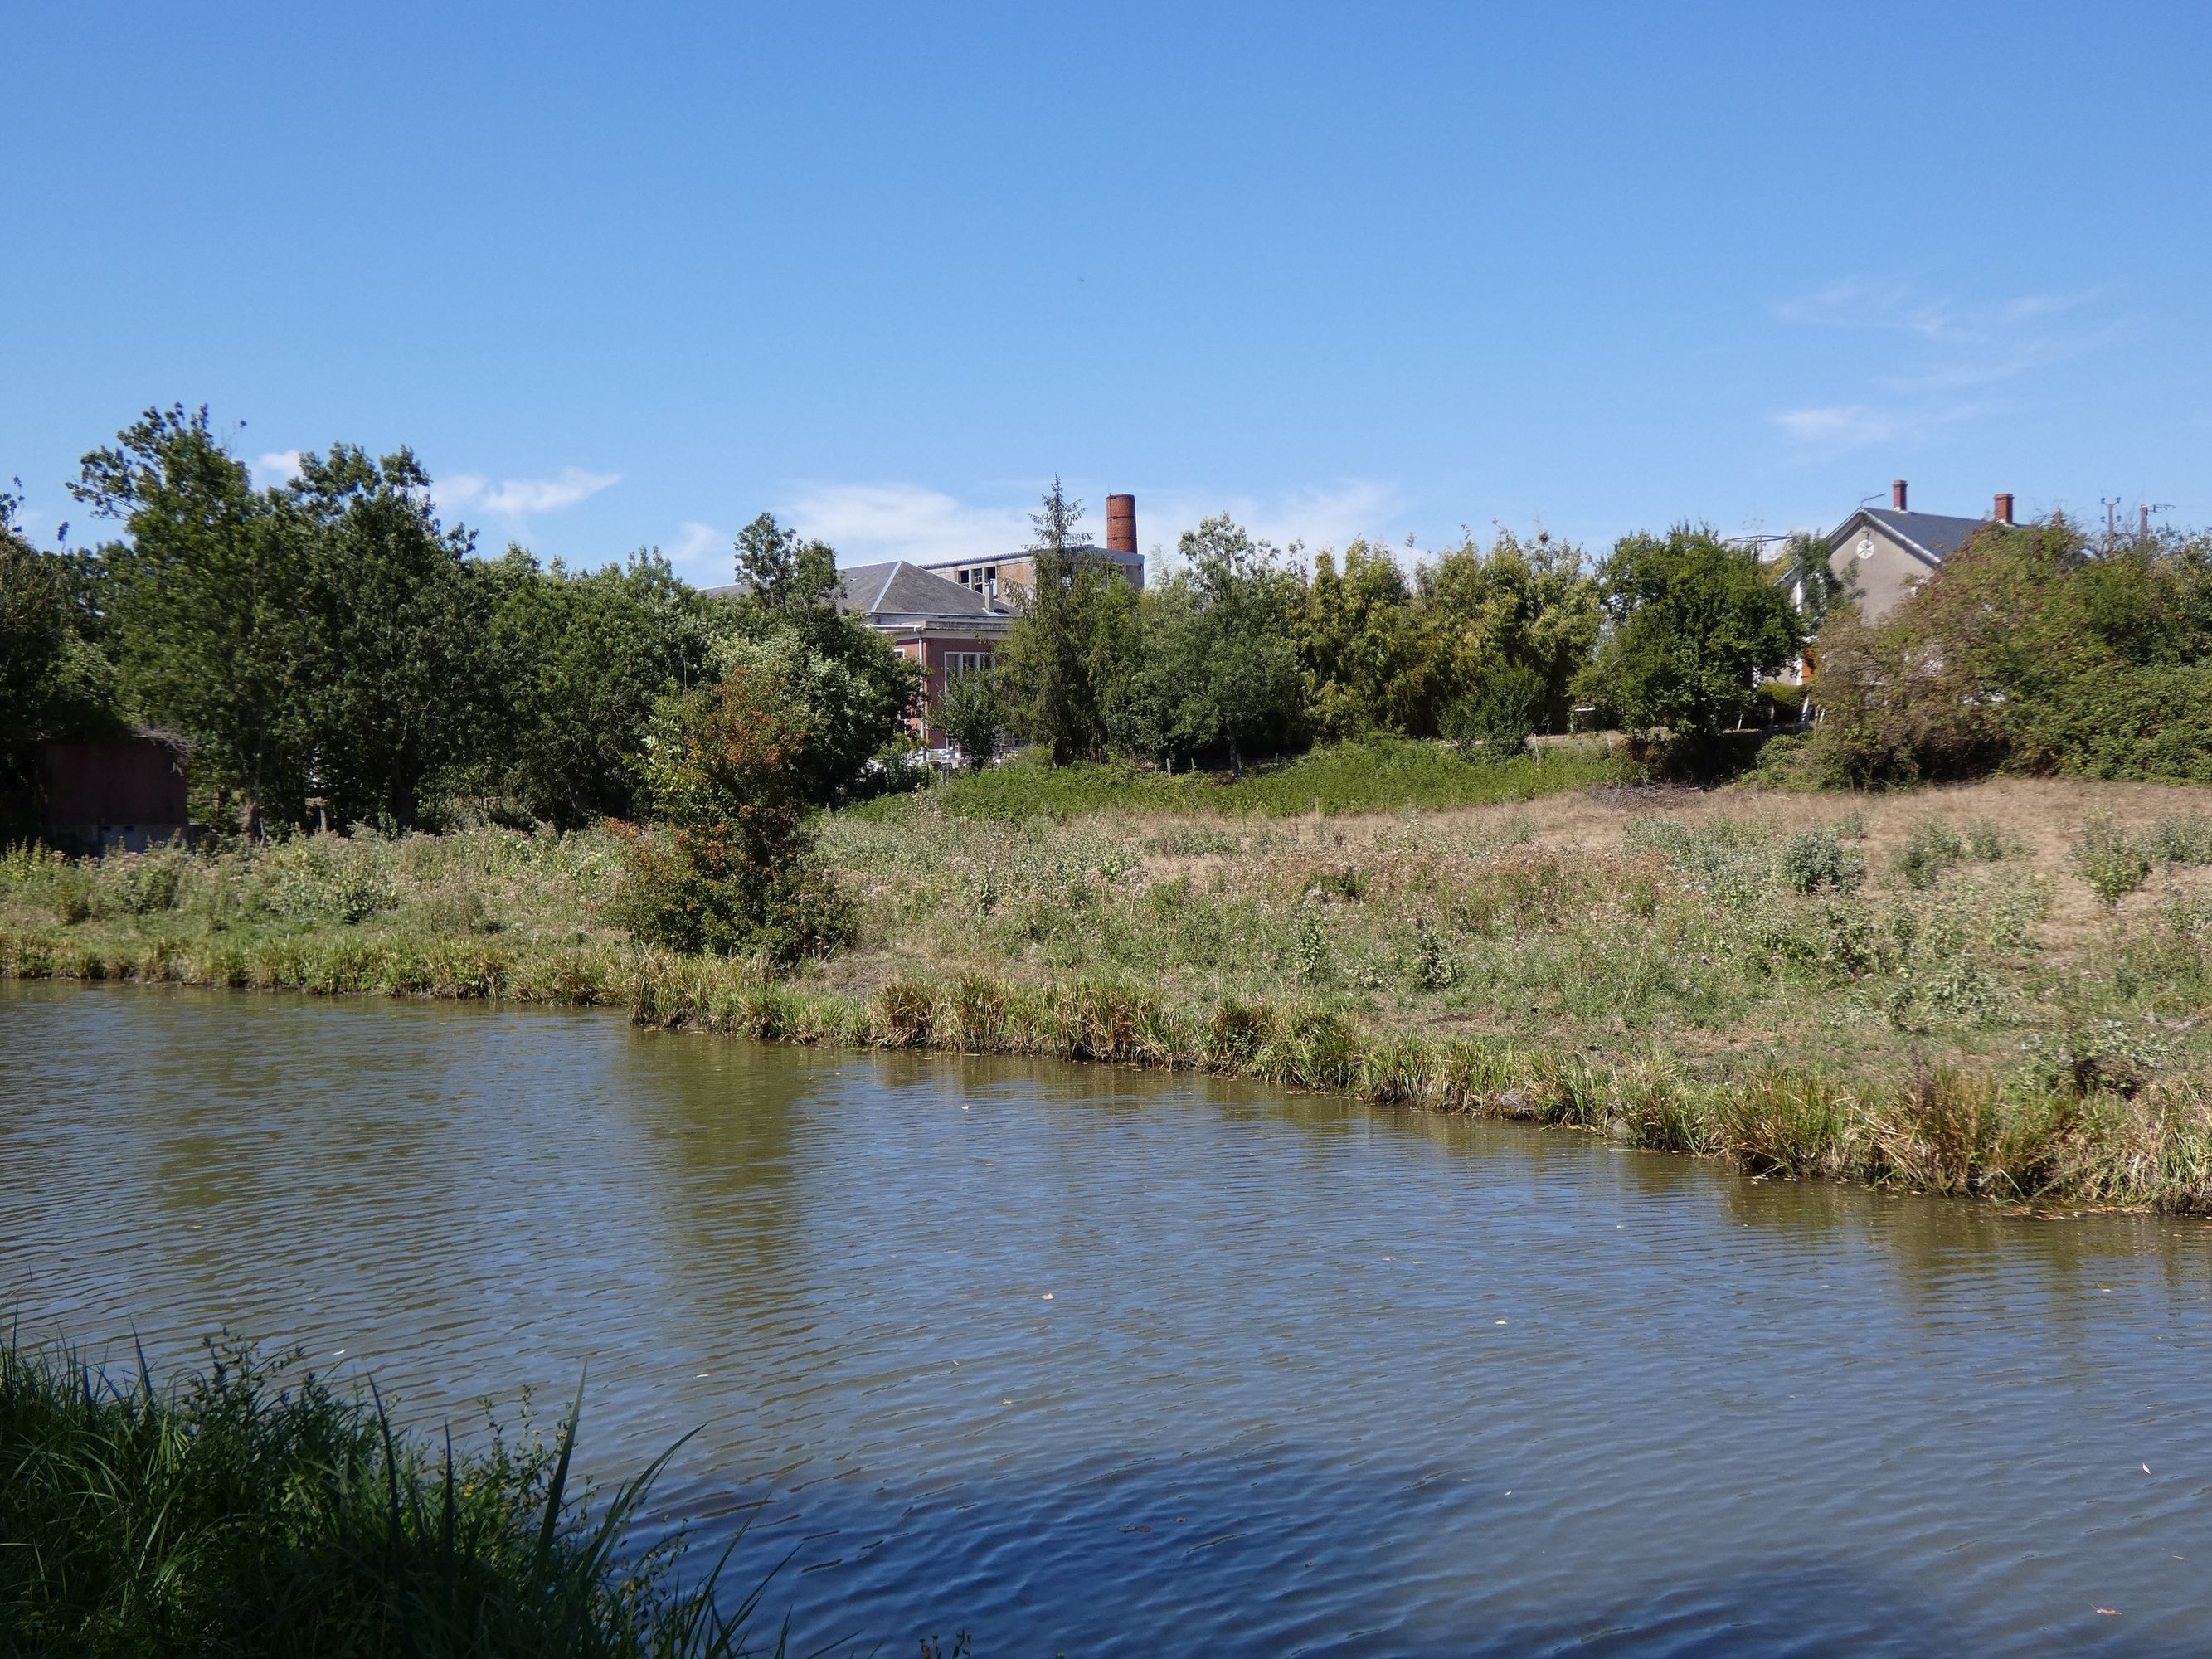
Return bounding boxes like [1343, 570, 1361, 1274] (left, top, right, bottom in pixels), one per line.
[2, 406, 917, 836]
[955, 484, 1811, 773]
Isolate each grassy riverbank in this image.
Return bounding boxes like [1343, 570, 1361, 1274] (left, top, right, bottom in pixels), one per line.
[0, 1335, 764, 1657]
[7, 768, 2212, 1209]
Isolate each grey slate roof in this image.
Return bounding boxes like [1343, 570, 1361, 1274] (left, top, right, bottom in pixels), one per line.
[1845, 508, 1994, 566]
[701, 561, 1008, 621]
[833, 561, 1008, 620]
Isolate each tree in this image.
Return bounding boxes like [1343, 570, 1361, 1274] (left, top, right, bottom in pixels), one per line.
[1, 488, 129, 820]
[1417, 528, 1600, 736]
[1296, 542, 1428, 739]
[284, 445, 484, 830]
[74, 406, 311, 832]
[997, 479, 1140, 764]
[1134, 515, 1305, 770]
[936, 664, 1008, 771]
[1439, 661, 1544, 761]
[712, 513, 920, 804]
[615, 662, 856, 962]
[480, 546, 718, 826]
[1581, 525, 1801, 749]
[1781, 530, 1850, 635]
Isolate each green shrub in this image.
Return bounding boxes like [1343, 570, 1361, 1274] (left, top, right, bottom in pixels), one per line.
[2148, 815, 2212, 866]
[1782, 827, 1866, 893]
[1895, 822, 1965, 890]
[2074, 822, 2154, 904]
[1963, 818, 2020, 861]
[615, 665, 857, 963]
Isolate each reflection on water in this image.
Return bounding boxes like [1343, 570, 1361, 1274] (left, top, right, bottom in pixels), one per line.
[4, 984, 2210, 1657]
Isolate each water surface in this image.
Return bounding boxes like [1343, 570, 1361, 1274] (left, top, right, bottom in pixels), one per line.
[3, 984, 2210, 1656]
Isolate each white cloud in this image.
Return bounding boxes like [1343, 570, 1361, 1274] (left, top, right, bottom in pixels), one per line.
[659, 520, 727, 584]
[781, 482, 1030, 567]
[1140, 480, 1404, 568]
[777, 478, 1409, 575]
[254, 450, 303, 486]
[1772, 401, 1984, 454]
[435, 467, 621, 518]
[1770, 275, 2104, 454]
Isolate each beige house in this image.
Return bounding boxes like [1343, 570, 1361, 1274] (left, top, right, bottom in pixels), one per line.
[1821, 480, 2016, 621]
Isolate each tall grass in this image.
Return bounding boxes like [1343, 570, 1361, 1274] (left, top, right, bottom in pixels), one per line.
[0, 1335, 775, 1657]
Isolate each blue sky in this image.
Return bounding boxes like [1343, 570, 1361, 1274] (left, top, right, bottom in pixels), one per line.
[5, 2, 2206, 583]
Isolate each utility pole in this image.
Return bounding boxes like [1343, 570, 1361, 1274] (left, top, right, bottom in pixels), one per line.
[2101, 497, 2123, 550]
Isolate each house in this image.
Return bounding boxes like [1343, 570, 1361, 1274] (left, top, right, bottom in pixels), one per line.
[39, 733, 190, 853]
[1822, 480, 2016, 622]
[703, 560, 1012, 748]
[829, 562, 1012, 746]
[921, 492, 1145, 602]
[706, 491, 1147, 751]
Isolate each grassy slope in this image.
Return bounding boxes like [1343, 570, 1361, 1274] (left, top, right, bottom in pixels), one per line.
[7, 761, 2212, 1208]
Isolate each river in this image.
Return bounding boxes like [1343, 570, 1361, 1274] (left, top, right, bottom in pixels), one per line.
[3, 984, 2209, 1655]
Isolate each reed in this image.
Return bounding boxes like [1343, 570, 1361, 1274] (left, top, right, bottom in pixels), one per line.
[0, 1335, 775, 1658]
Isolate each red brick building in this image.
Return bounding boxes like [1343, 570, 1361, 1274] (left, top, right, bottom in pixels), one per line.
[39, 734, 190, 852]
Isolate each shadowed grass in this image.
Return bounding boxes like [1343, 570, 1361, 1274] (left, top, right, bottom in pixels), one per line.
[847, 738, 1625, 823]
[0, 1335, 781, 1658]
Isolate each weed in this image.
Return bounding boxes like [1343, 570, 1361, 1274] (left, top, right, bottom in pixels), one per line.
[2075, 821, 2154, 904]
[1782, 827, 1866, 893]
[1894, 821, 1965, 889]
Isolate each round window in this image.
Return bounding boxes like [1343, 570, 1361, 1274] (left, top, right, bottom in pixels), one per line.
[1857, 534, 1874, 561]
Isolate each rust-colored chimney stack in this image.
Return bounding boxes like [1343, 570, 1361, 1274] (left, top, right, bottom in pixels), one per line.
[1106, 493, 1137, 555]
[1993, 492, 2015, 524]
[1892, 479, 1908, 511]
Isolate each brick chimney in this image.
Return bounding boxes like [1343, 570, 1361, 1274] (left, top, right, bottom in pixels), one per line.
[1106, 493, 1137, 554]
[1891, 479, 1908, 511]
[1993, 492, 2015, 525]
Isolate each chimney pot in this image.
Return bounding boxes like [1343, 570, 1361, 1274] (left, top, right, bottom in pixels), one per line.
[1994, 492, 2015, 525]
[1892, 479, 1908, 511]
[1106, 493, 1137, 555]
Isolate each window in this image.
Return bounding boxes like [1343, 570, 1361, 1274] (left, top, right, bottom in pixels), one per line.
[945, 651, 994, 679]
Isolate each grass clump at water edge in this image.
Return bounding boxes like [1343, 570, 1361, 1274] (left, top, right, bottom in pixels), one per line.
[0, 1335, 780, 1657]
[624, 959, 2212, 1214]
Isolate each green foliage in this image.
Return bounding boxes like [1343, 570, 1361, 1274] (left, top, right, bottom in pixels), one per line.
[1130, 516, 1305, 769]
[479, 547, 718, 827]
[1782, 827, 1865, 893]
[615, 664, 856, 961]
[1296, 542, 1429, 738]
[0, 489, 129, 818]
[1781, 529, 1850, 633]
[1415, 528, 1601, 736]
[284, 445, 484, 830]
[1806, 520, 2212, 786]
[74, 406, 313, 830]
[1896, 821, 1965, 889]
[0, 1335, 764, 1657]
[1963, 819, 2021, 861]
[709, 513, 921, 806]
[997, 480, 1140, 765]
[2073, 821, 2155, 904]
[1582, 525, 1802, 751]
[936, 665, 1009, 771]
[1439, 661, 1544, 761]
